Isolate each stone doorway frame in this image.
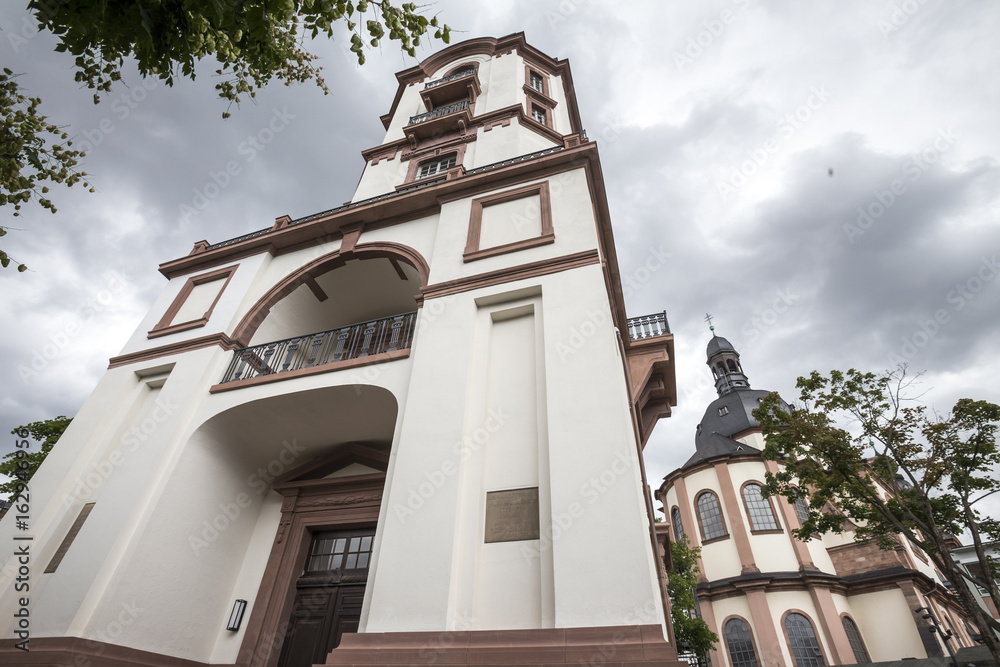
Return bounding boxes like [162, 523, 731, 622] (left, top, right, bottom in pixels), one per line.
[235, 444, 389, 667]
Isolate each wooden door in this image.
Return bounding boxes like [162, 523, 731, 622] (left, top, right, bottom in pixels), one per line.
[277, 528, 375, 667]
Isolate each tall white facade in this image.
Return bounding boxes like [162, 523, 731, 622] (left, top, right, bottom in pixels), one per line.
[0, 34, 681, 667]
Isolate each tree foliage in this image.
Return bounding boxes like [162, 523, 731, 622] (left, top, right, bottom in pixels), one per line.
[0, 70, 91, 272]
[753, 367, 1000, 659]
[3, 416, 71, 502]
[2, 0, 451, 271]
[667, 536, 719, 659]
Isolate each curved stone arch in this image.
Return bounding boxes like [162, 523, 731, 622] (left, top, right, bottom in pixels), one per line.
[231, 241, 430, 345]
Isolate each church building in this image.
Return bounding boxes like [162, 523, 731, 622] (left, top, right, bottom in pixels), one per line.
[0, 34, 684, 667]
[657, 333, 976, 667]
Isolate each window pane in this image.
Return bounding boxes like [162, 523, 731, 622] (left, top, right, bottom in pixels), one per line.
[725, 618, 759, 667]
[743, 484, 779, 531]
[331, 554, 343, 569]
[794, 496, 810, 525]
[532, 107, 546, 123]
[842, 617, 870, 664]
[530, 72, 543, 91]
[346, 553, 358, 569]
[671, 508, 685, 541]
[334, 539, 347, 554]
[360, 536, 373, 551]
[697, 492, 727, 540]
[785, 613, 825, 667]
[357, 552, 369, 569]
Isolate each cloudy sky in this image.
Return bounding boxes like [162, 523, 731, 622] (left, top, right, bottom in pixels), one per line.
[2, 1, 999, 512]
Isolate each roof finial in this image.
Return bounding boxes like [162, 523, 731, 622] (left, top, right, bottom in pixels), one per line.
[704, 313, 716, 336]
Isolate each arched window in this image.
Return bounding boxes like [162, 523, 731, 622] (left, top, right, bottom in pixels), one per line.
[742, 483, 779, 531]
[793, 496, 810, 525]
[696, 491, 727, 541]
[724, 618, 759, 667]
[785, 613, 825, 667]
[842, 616, 870, 664]
[727, 359, 739, 373]
[671, 507, 685, 541]
[717, 362, 726, 376]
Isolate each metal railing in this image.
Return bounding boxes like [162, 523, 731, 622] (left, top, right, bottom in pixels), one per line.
[408, 100, 469, 125]
[627, 311, 670, 340]
[424, 69, 476, 89]
[220, 312, 417, 384]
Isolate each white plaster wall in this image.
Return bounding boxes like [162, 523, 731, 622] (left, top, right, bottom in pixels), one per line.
[352, 152, 407, 201]
[119, 254, 267, 355]
[849, 588, 927, 660]
[683, 467, 742, 580]
[428, 170, 599, 286]
[726, 461, 800, 573]
[365, 265, 666, 635]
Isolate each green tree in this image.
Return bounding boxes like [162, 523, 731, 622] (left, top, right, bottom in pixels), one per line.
[2, 0, 452, 271]
[667, 535, 719, 659]
[754, 367, 1000, 660]
[3, 416, 71, 502]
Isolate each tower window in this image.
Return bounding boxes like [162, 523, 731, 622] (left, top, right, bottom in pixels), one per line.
[696, 491, 727, 541]
[531, 105, 547, 125]
[529, 71, 544, 92]
[718, 406, 729, 416]
[725, 618, 760, 667]
[727, 359, 739, 373]
[742, 483, 779, 531]
[417, 154, 456, 179]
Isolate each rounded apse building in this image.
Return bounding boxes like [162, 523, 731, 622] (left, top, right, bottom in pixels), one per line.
[657, 334, 974, 667]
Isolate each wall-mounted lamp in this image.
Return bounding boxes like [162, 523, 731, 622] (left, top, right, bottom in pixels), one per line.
[227, 599, 247, 632]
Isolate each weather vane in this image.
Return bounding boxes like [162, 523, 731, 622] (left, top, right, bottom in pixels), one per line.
[705, 313, 715, 334]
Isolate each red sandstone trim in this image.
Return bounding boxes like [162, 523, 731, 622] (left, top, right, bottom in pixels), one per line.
[422, 249, 599, 301]
[464, 181, 553, 261]
[148, 265, 237, 338]
[108, 332, 241, 369]
[208, 349, 411, 393]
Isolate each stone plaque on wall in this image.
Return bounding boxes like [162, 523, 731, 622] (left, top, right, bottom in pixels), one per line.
[484, 487, 540, 543]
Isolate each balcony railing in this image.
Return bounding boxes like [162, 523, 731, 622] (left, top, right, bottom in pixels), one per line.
[424, 69, 475, 89]
[627, 311, 670, 340]
[220, 312, 417, 384]
[409, 100, 469, 125]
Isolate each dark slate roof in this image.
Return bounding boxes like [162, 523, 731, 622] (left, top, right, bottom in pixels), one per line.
[681, 432, 760, 470]
[682, 388, 791, 471]
[706, 335, 737, 359]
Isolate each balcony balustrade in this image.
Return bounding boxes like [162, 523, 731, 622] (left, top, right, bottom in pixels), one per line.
[627, 311, 670, 340]
[406, 100, 472, 141]
[221, 312, 417, 384]
[420, 70, 481, 111]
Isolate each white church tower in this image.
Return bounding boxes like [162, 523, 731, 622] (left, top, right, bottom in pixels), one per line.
[0, 34, 683, 667]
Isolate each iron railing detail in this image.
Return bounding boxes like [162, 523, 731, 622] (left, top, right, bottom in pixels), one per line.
[220, 312, 417, 384]
[424, 69, 476, 89]
[627, 311, 670, 340]
[463, 145, 565, 176]
[408, 100, 469, 125]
